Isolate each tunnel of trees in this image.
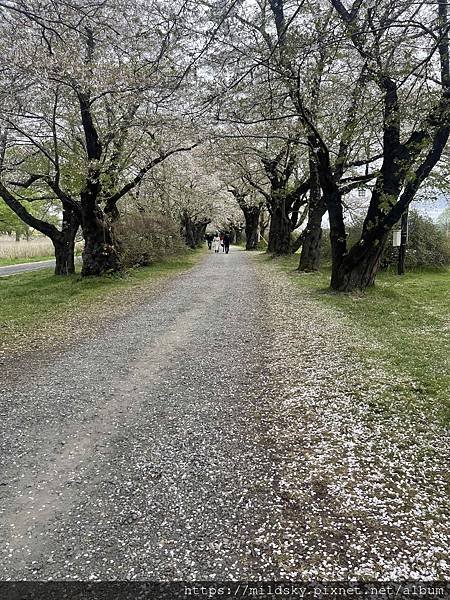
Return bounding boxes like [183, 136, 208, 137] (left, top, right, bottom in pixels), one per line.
[1, 0, 449, 291]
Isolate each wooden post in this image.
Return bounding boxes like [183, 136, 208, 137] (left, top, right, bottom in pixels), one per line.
[398, 207, 409, 275]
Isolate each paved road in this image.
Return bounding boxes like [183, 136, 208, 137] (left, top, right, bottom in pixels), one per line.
[0, 248, 282, 579]
[0, 259, 56, 277]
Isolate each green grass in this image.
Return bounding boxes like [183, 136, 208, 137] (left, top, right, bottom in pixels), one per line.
[261, 254, 450, 425]
[0, 255, 54, 266]
[0, 252, 201, 339]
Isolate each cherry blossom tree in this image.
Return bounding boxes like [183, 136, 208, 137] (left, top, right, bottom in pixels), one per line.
[0, 0, 200, 275]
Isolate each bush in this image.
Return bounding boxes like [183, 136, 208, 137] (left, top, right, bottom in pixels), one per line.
[382, 210, 450, 268]
[115, 212, 186, 268]
[320, 221, 363, 265]
[320, 211, 450, 269]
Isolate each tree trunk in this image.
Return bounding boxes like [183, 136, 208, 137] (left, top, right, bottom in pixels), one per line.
[53, 238, 76, 275]
[183, 221, 196, 249]
[181, 213, 210, 249]
[53, 208, 80, 275]
[299, 155, 326, 271]
[195, 222, 208, 247]
[77, 88, 121, 277]
[81, 208, 120, 276]
[298, 220, 323, 271]
[232, 226, 242, 244]
[330, 235, 388, 292]
[243, 205, 261, 250]
[267, 203, 291, 254]
[259, 209, 269, 243]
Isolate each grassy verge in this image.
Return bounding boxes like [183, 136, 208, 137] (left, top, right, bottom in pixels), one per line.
[0, 252, 202, 344]
[260, 254, 450, 425]
[0, 255, 55, 266]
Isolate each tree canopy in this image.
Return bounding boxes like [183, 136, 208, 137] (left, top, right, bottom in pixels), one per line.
[1, 0, 449, 288]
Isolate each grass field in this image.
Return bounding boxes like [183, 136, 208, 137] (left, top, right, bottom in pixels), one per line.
[0, 252, 201, 348]
[0, 239, 55, 263]
[262, 254, 450, 426]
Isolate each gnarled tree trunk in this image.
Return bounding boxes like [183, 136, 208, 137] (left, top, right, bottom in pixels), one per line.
[242, 205, 261, 250]
[330, 234, 388, 291]
[231, 226, 243, 244]
[53, 238, 76, 275]
[259, 209, 269, 243]
[267, 202, 292, 254]
[194, 221, 209, 247]
[181, 211, 210, 249]
[298, 218, 323, 271]
[77, 84, 121, 277]
[81, 207, 120, 276]
[299, 155, 326, 271]
[53, 208, 80, 275]
[182, 216, 196, 249]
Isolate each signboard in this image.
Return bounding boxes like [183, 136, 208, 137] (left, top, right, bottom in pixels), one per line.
[393, 230, 401, 247]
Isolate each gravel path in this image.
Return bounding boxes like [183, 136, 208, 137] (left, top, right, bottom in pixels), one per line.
[0, 249, 448, 580]
[0, 249, 277, 580]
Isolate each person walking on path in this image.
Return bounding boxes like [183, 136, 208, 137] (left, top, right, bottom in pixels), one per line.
[223, 232, 231, 254]
[212, 233, 221, 253]
[205, 233, 213, 250]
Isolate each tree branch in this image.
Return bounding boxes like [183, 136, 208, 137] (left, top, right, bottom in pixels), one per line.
[103, 144, 199, 212]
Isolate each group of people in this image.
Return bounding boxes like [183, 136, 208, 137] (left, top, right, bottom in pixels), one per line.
[205, 232, 231, 254]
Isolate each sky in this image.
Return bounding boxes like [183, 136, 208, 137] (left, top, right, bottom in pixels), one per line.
[411, 195, 449, 222]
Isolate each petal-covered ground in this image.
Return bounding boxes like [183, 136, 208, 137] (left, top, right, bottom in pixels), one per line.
[257, 258, 449, 579]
